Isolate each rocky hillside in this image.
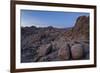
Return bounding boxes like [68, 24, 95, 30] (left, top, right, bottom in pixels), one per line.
[21, 16, 89, 63]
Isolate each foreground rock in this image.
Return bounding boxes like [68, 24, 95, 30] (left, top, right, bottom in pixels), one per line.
[71, 44, 84, 59]
[37, 44, 52, 57]
[38, 51, 58, 61]
[58, 42, 71, 60]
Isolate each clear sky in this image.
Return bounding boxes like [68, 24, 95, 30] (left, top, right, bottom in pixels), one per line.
[21, 10, 89, 28]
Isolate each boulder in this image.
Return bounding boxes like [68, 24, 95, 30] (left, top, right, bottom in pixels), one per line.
[51, 37, 68, 51]
[37, 44, 52, 57]
[71, 44, 84, 59]
[38, 51, 58, 61]
[58, 43, 71, 60]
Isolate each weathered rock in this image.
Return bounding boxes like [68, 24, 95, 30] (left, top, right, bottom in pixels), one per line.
[58, 43, 71, 60]
[37, 44, 52, 57]
[72, 16, 89, 40]
[71, 44, 84, 59]
[51, 37, 67, 51]
[38, 51, 58, 61]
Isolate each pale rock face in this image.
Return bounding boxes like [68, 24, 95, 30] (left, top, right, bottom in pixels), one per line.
[58, 43, 71, 60]
[52, 37, 67, 49]
[37, 44, 52, 57]
[71, 44, 84, 59]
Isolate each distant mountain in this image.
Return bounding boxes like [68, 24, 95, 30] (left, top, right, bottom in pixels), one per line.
[21, 16, 89, 63]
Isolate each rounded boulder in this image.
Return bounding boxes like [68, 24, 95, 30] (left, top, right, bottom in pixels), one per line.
[71, 44, 84, 59]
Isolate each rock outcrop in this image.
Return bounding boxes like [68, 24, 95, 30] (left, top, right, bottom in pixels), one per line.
[37, 44, 52, 57]
[72, 16, 89, 40]
[58, 43, 71, 60]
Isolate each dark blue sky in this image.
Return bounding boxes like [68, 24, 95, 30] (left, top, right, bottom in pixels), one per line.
[21, 10, 89, 28]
